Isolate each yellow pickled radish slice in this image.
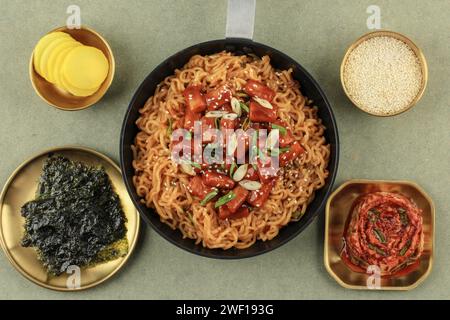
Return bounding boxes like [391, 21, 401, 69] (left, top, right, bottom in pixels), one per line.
[63, 46, 109, 90]
[45, 40, 81, 84]
[54, 69, 70, 92]
[60, 72, 100, 97]
[53, 45, 80, 88]
[33, 32, 71, 75]
[40, 37, 75, 81]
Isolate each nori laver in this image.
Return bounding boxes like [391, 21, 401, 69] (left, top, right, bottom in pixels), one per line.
[21, 155, 128, 276]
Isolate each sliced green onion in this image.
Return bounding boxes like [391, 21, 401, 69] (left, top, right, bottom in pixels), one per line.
[200, 189, 219, 206]
[167, 118, 173, 136]
[368, 208, 380, 222]
[240, 102, 249, 113]
[184, 160, 201, 169]
[368, 244, 387, 256]
[232, 164, 248, 182]
[180, 163, 196, 176]
[292, 211, 303, 221]
[227, 133, 238, 156]
[271, 123, 287, 135]
[257, 147, 266, 162]
[214, 191, 236, 208]
[398, 208, 409, 226]
[397, 208, 406, 214]
[184, 131, 192, 140]
[250, 131, 258, 157]
[205, 110, 228, 118]
[253, 97, 273, 109]
[270, 147, 290, 157]
[252, 163, 258, 171]
[266, 130, 278, 150]
[239, 180, 261, 191]
[236, 92, 249, 99]
[399, 212, 409, 226]
[399, 240, 411, 256]
[187, 211, 194, 224]
[373, 228, 386, 243]
[231, 97, 242, 116]
[223, 113, 238, 120]
[229, 162, 237, 177]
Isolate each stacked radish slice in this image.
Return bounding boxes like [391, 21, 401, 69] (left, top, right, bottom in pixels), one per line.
[33, 31, 109, 97]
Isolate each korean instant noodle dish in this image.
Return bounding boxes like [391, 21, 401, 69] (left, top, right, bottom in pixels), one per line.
[132, 52, 330, 249]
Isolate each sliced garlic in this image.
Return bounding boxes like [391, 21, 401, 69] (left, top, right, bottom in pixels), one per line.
[233, 164, 248, 182]
[180, 163, 196, 176]
[231, 97, 242, 116]
[239, 180, 262, 191]
[205, 110, 229, 118]
[266, 130, 279, 150]
[253, 97, 273, 109]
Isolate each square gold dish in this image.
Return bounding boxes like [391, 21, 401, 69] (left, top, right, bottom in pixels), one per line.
[324, 179, 434, 290]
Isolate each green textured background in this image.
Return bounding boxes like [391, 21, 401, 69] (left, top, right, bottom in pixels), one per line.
[0, 0, 449, 299]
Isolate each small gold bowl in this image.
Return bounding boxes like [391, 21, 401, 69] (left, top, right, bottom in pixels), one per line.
[29, 25, 115, 111]
[0, 146, 139, 291]
[324, 179, 434, 290]
[340, 30, 428, 117]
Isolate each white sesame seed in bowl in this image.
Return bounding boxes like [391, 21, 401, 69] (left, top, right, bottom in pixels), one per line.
[341, 30, 428, 116]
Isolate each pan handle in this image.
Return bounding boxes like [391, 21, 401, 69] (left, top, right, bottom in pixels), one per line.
[225, 0, 256, 40]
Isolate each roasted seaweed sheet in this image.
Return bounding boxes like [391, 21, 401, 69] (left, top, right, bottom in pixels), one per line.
[21, 155, 128, 275]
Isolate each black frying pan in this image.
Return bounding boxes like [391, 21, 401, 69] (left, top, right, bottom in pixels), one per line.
[120, 38, 339, 258]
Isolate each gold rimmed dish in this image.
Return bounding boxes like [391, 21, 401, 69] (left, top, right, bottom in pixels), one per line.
[0, 146, 139, 291]
[29, 25, 115, 111]
[324, 179, 434, 290]
[340, 30, 428, 117]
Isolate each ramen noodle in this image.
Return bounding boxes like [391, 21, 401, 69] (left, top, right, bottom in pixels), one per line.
[132, 52, 330, 249]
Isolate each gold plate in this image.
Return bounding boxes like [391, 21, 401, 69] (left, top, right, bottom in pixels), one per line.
[0, 146, 139, 291]
[340, 30, 428, 117]
[29, 25, 115, 111]
[324, 179, 434, 290]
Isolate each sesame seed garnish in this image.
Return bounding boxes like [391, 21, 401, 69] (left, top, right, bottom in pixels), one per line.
[343, 36, 423, 115]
